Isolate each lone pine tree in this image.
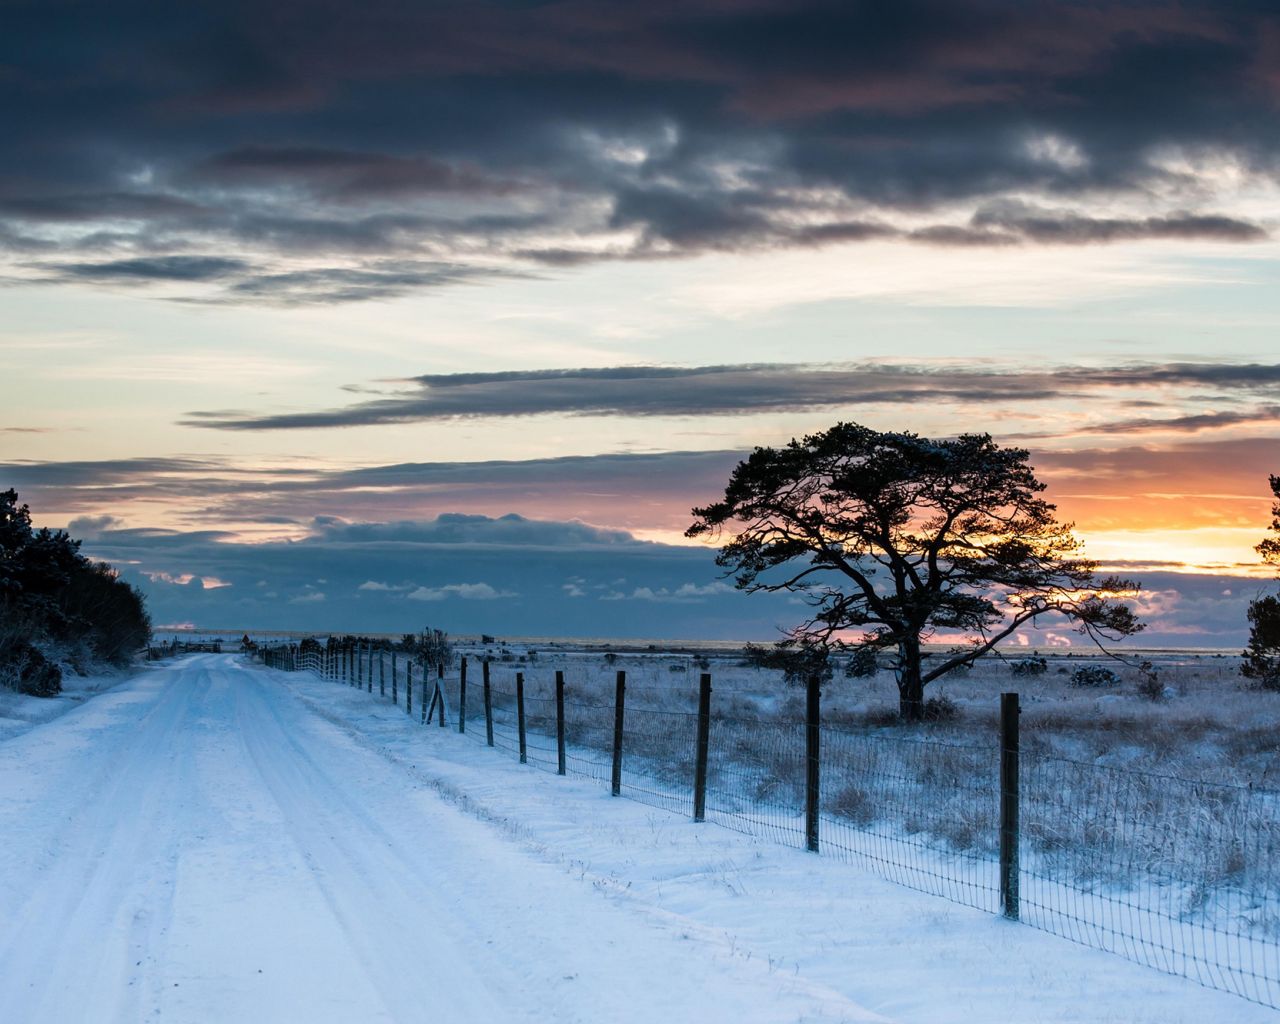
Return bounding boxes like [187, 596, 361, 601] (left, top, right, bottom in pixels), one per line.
[688, 423, 1144, 719]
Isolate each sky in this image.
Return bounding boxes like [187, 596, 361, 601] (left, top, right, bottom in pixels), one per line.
[3, 0, 1280, 643]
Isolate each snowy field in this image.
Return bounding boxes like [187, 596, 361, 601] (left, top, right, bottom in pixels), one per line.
[1, 654, 1278, 1023]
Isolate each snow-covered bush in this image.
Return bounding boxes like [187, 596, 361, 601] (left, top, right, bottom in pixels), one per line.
[1070, 665, 1120, 688]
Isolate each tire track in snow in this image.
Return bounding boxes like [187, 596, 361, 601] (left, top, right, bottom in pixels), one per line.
[0, 660, 205, 1023]
[232, 668, 517, 1023]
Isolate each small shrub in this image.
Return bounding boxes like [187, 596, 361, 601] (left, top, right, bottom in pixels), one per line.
[863, 705, 902, 727]
[3, 641, 62, 697]
[1071, 665, 1120, 688]
[844, 647, 878, 678]
[1135, 661, 1164, 702]
[1011, 657, 1048, 677]
[828, 784, 876, 826]
[922, 694, 960, 721]
[1136, 675, 1165, 701]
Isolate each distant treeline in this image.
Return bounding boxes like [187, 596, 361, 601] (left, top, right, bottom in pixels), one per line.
[1, 490, 152, 696]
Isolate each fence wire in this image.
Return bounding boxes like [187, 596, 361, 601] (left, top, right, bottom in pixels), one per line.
[1021, 753, 1280, 1008]
[257, 644, 1280, 1009]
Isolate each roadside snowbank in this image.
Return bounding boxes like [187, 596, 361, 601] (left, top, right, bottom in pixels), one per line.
[0, 662, 138, 742]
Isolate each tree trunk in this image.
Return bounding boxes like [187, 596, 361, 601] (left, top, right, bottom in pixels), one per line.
[897, 635, 924, 720]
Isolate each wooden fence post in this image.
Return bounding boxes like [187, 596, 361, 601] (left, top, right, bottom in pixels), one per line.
[458, 658, 467, 734]
[436, 663, 446, 727]
[391, 651, 398, 704]
[380, 651, 385, 696]
[421, 663, 429, 725]
[805, 672, 820, 853]
[694, 672, 712, 822]
[516, 671, 527, 763]
[611, 670, 625, 797]
[484, 660, 493, 746]
[556, 670, 566, 776]
[367, 646, 373, 693]
[406, 660, 413, 717]
[1000, 692, 1021, 920]
[357, 644, 363, 690]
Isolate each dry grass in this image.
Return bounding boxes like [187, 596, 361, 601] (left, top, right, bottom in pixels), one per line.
[442, 643, 1280, 922]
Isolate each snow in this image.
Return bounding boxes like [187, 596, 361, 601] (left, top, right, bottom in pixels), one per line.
[0, 654, 1276, 1023]
[0, 666, 134, 743]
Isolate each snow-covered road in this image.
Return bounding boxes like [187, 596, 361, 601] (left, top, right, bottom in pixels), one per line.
[2, 655, 1277, 1023]
[0, 655, 877, 1023]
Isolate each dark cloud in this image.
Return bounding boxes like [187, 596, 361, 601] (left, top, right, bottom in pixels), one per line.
[218, 261, 522, 304]
[193, 145, 524, 200]
[0, 456, 231, 487]
[2, 1, 1277, 302]
[0, 449, 746, 535]
[1061, 406, 1280, 436]
[21, 255, 525, 303]
[968, 203, 1267, 244]
[183, 360, 1280, 431]
[0, 192, 212, 223]
[45, 255, 250, 282]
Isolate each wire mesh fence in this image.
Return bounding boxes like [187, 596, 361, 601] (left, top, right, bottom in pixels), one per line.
[1020, 753, 1280, 1007]
[255, 641, 1280, 1009]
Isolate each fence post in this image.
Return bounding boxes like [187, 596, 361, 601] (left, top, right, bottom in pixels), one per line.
[421, 663, 429, 724]
[1000, 691, 1020, 920]
[611, 670, 626, 797]
[694, 672, 712, 822]
[436, 663, 446, 727]
[556, 670, 566, 776]
[458, 658, 467, 733]
[406, 660, 413, 717]
[484, 660, 494, 746]
[805, 672, 820, 853]
[391, 651, 398, 704]
[516, 671, 527, 763]
[380, 651, 385, 696]
[358, 644, 364, 690]
[367, 646, 373, 693]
